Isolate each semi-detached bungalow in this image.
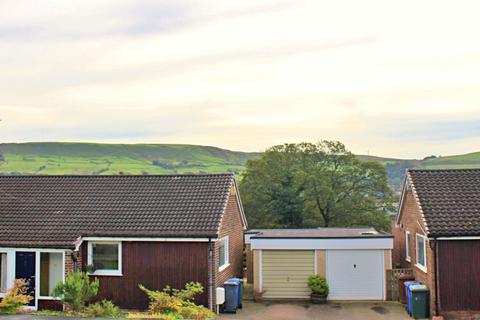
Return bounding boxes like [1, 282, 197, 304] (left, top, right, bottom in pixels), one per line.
[393, 168, 480, 319]
[0, 174, 247, 311]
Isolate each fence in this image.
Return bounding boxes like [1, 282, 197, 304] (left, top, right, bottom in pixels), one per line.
[386, 268, 413, 301]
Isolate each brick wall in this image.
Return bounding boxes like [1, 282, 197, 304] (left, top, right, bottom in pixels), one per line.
[212, 186, 245, 306]
[393, 189, 436, 317]
[64, 250, 82, 277]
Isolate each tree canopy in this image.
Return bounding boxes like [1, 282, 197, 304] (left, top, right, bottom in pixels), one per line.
[239, 141, 394, 231]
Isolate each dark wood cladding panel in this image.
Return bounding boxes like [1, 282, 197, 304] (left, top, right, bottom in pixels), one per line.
[82, 241, 209, 309]
[438, 240, 480, 311]
[38, 299, 63, 311]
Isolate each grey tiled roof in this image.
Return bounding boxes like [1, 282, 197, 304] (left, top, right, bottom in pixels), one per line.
[0, 174, 235, 248]
[407, 169, 480, 237]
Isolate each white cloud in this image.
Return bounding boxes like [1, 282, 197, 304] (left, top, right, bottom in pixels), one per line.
[0, 0, 480, 158]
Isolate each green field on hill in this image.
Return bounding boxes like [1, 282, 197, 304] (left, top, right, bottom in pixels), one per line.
[1, 142, 479, 192]
[0, 142, 260, 175]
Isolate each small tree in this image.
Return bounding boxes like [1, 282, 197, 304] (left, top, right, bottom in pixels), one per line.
[0, 279, 33, 314]
[52, 271, 99, 311]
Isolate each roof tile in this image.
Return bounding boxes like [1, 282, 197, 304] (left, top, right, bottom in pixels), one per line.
[0, 174, 234, 248]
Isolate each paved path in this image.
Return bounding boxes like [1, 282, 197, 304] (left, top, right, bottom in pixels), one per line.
[219, 301, 411, 320]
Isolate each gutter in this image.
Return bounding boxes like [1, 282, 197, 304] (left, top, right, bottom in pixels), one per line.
[430, 238, 439, 316]
[208, 237, 214, 311]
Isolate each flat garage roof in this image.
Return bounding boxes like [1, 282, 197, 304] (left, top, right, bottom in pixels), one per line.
[247, 228, 393, 250]
[248, 227, 392, 239]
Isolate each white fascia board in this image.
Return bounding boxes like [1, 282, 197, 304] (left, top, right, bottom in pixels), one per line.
[244, 233, 257, 244]
[80, 237, 215, 242]
[436, 236, 480, 240]
[250, 238, 393, 250]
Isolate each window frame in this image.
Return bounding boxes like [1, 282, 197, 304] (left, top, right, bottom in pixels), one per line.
[405, 231, 411, 262]
[218, 236, 230, 272]
[38, 251, 66, 300]
[87, 241, 122, 276]
[415, 234, 427, 273]
[0, 252, 7, 295]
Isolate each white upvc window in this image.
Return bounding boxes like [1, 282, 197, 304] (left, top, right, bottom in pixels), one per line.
[218, 236, 230, 272]
[88, 242, 122, 276]
[405, 231, 411, 262]
[415, 234, 427, 272]
[0, 252, 7, 293]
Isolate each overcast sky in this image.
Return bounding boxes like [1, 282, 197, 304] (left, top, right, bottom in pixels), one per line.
[1, 0, 480, 158]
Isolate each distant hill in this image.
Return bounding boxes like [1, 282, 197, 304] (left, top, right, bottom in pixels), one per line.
[0, 142, 260, 175]
[0, 142, 479, 192]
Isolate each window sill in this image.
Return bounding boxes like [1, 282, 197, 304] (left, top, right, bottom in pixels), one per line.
[88, 270, 123, 277]
[405, 257, 411, 262]
[218, 263, 230, 272]
[38, 296, 61, 300]
[415, 263, 427, 273]
[0, 292, 5, 298]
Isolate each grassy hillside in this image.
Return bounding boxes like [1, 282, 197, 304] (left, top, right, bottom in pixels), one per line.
[0, 142, 260, 175]
[0, 142, 479, 192]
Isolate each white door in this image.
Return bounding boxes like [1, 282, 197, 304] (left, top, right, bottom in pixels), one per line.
[326, 250, 384, 300]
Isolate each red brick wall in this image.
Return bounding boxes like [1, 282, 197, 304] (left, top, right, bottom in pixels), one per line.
[212, 187, 245, 306]
[393, 189, 436, 317]
[64, 250, 81, 277]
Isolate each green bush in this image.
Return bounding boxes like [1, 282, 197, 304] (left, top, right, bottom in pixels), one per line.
[127, 312, 181, 320]
[139, 285, 182, 314]
[139, 282, 215, 319]
[0, 279, 33, 314]
[84, 300, 122, 318]
[52, 271, 99, 311]
[307, 275, 329, 295]
[179, 302, 216, 320]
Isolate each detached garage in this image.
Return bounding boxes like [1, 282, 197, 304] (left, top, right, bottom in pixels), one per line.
[247, 228, 393, 301]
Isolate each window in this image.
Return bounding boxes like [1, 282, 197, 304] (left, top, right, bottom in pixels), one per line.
[0, 253, 6, 293]
[416, 234, 427, 272]
[405, 231, 411, 262]
[40, 252, 63, 297]
[88, 242, 122, 276]
[218, 236, 229, 271]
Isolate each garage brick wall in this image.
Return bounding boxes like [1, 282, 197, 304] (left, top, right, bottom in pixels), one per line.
[392, 189, 436, 317]
[315, 250, 326, 277]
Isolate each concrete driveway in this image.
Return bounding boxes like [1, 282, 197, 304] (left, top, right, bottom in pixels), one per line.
[219, 301, 410, 320]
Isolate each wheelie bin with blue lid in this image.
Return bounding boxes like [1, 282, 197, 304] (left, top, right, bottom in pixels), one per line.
[222, 279, 240, 313]
[231, 278, 244, 308]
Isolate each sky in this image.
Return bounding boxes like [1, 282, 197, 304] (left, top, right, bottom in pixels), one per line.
[1, 0, 480, 159]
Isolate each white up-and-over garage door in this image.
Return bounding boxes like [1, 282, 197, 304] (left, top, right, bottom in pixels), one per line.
[326, 250, 384, 300]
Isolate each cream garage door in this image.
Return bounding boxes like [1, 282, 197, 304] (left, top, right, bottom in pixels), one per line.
[326, 250, 384, 300]
[262, 250, 314, 299]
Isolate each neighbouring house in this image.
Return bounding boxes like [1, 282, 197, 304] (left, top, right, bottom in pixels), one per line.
[393, 169, 480, 319]
[246, 228, 393, 301]
[0, 173, 247, 311]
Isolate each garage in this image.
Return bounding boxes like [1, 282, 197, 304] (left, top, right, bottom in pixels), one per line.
[247, 228, 393, 301]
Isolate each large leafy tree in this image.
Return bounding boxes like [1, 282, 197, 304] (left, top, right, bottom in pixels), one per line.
[239, 141, 393, 231]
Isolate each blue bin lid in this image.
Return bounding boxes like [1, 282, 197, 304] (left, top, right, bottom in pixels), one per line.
[225, 278, 241, 285]
[404, 281, 420, 288]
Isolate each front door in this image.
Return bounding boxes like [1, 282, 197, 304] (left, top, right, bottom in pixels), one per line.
[15, 252, 36, 306]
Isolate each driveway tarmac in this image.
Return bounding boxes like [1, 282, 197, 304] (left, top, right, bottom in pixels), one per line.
[219, 301, 410, 320]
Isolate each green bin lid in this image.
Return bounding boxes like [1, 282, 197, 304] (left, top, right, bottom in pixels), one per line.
[410, 284, 428, 291]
